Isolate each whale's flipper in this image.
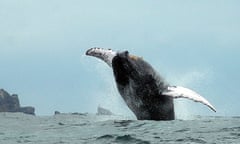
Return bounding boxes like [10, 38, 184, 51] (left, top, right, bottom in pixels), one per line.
[162, 86, 216, 112]
[86, 47, 117, 67]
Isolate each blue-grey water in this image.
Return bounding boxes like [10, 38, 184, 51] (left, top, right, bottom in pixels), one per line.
[0, 113, 239, 144]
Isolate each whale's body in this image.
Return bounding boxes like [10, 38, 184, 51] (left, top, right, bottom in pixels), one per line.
[86, 48, 216, 120]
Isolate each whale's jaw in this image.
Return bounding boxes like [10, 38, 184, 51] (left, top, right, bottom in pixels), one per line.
[86, 47, 117, 67]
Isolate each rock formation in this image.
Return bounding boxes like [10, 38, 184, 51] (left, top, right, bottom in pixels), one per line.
[97, 106, 113, 115]
[0, 89, 35, 115]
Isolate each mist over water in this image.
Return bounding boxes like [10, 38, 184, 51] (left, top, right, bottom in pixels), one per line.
[170, 69, 215, 120]
[90, 59, 136, 118]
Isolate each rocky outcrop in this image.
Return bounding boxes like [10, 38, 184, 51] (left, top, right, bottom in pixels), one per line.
[54, 111, 61, 115]
[0, 89, 35, 115]
[97, 106, 113, 115]
[53, 111, 88, 116]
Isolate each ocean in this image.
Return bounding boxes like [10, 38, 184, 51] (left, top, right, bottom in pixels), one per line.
[0, 113, 239, 144]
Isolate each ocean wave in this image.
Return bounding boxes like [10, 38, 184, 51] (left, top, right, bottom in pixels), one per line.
[0, 113, 240, 144]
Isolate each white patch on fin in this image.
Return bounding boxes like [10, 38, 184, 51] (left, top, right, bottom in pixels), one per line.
[162, 86, 216, 112]
[86, 47, 117, 67]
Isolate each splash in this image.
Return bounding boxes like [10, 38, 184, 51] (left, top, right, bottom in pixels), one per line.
[92, 62, 136, 119]
[169, 69, 213, 120]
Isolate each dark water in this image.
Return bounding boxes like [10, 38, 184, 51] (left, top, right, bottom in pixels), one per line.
[0, 113, 239, 144]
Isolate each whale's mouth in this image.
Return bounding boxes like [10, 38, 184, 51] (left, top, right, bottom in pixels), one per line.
[86, 47, 117, 67]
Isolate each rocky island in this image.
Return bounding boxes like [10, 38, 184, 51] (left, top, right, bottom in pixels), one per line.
[97, 106, 113, 115]
[0, 89, 35, 115]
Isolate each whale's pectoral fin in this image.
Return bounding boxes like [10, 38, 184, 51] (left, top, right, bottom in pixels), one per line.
[162, 86, 216, 112]
[86, 47, 117, 67]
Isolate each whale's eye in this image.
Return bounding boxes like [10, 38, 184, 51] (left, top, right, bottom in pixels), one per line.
[118, 51, 129, 58]
[124, 51, 129, 56]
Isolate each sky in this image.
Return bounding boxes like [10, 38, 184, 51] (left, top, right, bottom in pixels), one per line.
[0, 0, 240, 118]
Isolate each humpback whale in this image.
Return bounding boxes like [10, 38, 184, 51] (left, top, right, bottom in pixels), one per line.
[86, 48, 216, 120]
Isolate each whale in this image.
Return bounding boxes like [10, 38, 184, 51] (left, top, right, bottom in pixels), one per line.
[86, 47, 216, 120]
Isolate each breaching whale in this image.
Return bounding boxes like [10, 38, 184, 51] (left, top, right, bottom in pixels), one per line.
[86, 48, 216, 120]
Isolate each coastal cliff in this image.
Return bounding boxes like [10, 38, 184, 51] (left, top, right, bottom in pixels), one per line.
[0, 89, 35, 115]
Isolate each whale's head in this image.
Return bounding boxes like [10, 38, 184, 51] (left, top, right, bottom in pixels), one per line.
[112, 51, 158, 87]
[86, 48, 155, 85]
[86, 47, 142, 68]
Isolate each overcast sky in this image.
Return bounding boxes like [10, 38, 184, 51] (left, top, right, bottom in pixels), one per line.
[0, 0, 240, 118]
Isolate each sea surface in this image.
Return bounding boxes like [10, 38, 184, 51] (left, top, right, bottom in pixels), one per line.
[0, 113, 239, 144]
